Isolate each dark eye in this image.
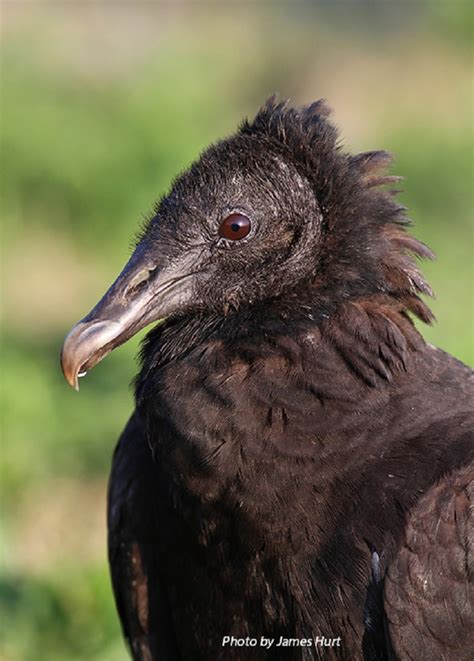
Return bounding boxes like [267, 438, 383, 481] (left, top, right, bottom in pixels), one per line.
[218, 213, 251, 241]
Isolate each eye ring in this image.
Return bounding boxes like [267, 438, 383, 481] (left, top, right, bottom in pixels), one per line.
[218, 213, 251, 241]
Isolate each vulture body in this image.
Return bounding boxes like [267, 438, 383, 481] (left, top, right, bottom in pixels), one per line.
[61, 100, 474, 660]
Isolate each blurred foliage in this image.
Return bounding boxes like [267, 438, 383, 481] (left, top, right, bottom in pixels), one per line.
[1, 3, 472, 660]
[0, 566, 125, 661]
[426, 0, 474, 49]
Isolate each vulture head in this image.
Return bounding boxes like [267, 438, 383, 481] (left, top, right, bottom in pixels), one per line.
[61, 98, 434, 390]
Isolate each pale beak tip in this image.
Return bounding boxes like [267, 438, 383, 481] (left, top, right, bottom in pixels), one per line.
[63, 367, 80, 391]
[60, 349, 80, 391]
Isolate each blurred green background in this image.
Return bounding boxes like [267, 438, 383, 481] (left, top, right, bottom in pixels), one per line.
[1, 2, 472, 659]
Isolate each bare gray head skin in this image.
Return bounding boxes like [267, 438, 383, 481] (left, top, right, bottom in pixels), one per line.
[61, 98, 433, 389]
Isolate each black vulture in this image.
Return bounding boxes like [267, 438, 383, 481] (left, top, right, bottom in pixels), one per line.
[61, 99, 474, 660]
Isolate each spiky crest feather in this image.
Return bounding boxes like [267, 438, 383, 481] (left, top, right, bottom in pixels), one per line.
[240, 97, 434, 327]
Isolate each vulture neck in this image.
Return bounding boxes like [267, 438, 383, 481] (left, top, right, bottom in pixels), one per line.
[136, 289, 423, 408]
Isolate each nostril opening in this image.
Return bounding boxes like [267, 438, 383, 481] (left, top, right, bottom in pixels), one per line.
[125, 266, 157, 297]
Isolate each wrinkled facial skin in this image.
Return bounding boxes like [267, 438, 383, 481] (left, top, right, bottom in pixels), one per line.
[148, 138, 322, 313]
[60, 135, 322, 389]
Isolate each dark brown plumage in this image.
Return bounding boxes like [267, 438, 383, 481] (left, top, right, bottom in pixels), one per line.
[61, 99, 474, 660]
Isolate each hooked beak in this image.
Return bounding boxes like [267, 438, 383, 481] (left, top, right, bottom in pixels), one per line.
[60, 243, 194, 390]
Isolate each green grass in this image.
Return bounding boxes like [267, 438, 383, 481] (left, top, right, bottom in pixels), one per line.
[0, 565, 127, 661]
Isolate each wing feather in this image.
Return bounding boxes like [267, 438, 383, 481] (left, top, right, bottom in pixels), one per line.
[384, 463, 474, 660]
[108, 414, 180, 660]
